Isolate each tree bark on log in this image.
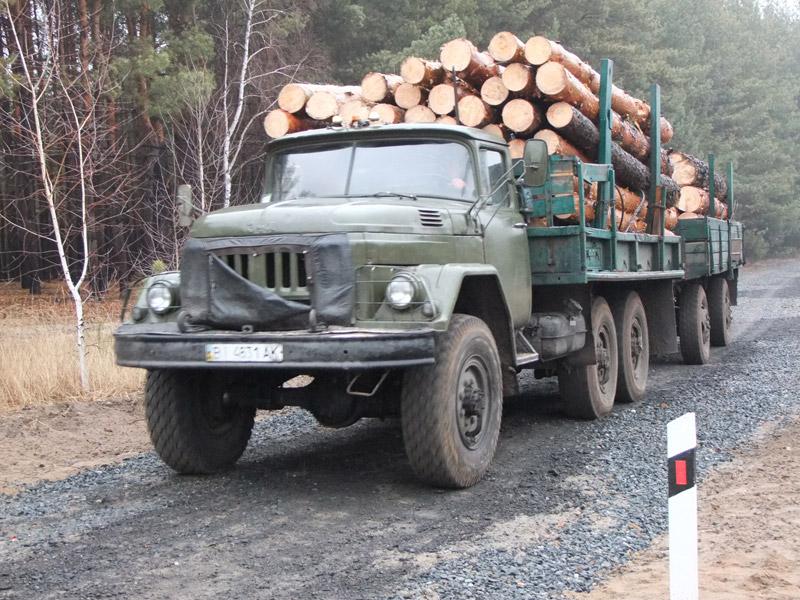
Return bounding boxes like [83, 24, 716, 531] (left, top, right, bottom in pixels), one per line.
[533, 129, 589, 161]
[481, 76, 510, 106]
[428, 81, 478, 116]
[395, 83, 427, 109]
[457, 95, 494, 127]
[404, 105, 436, 123]
[439, 38, 500, 87]
[668, 151, 728, 199]
[488, 31, 526, 64]
[400, 57, 447, 87]
[501, 98, 543, 136]
[360, 72, 403, 103]
[536, 62, 599, 121]
[525, 36, 674, 142]
[545, 102, 679, 196]
[373, 103, 404, 124]
[501, 63, 538, 96]
[305, 86, 361, 120]
[264, 109, 323, 138]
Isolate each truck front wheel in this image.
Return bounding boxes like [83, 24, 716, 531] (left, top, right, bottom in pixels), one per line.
[558, 296, 618, 419]
[145, 370, 256, 474]
[401, 315, 503, 488]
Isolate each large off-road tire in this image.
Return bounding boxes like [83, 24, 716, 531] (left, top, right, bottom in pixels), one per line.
[611, 291, 649, 404]
[145, 370, 256, 474]
[401, 314, 503, 489]
[558, 296, 618, 419]
[679, 283, 711, 365]
[708, 276, 732, 347]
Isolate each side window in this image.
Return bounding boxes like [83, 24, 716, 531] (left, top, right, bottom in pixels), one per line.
[481, 148, 510, 207]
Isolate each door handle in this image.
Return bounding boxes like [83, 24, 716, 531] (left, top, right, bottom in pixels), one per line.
[513, 222, 527, 229]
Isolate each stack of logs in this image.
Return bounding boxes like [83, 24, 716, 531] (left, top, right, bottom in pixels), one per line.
[264, 32, 729, 231]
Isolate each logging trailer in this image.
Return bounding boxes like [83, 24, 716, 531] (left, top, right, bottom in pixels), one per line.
[114, 60, 744, 488]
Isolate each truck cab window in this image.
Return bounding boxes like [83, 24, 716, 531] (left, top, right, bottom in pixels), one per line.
[481, 149, 510, 206]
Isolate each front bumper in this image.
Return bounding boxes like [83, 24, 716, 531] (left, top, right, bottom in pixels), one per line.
[114, 323, 435, 370]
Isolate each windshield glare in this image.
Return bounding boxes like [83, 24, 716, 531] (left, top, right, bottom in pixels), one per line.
[267, 141, 477, 202]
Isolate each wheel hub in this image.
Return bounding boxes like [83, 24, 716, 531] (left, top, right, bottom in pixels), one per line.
[456, 358, 489, 450]
[630, 321, 644, 371]
[701, 297, 710, 344]
[595, 327, 612, 392]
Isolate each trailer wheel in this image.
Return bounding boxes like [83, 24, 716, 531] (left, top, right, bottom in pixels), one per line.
[612, 291, 649, 403]
[708, 277, 732, 347]
[679, 283, 711, 365]
[145, 370, 255, 474]
[401, 314, 503, 488]
[558, 296, 618, 419]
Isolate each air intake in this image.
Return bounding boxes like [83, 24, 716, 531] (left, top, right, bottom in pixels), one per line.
[418, 209, 444, 227]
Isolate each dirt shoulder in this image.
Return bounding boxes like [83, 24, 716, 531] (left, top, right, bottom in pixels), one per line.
[0, 398, 150, 494]
[571, 416, 800, 600]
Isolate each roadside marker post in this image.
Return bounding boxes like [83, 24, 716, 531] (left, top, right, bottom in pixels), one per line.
[668, 412, 698, 600]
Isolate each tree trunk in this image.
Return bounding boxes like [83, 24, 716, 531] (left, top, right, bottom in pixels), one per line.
[361, 72, 403, 103]
[501, 63, 538, 96]
[482, 123, 510, 140]
[305, 86, 361, 120]
[400, 57, 447, 87]
[395, 83, 427, 109]
[480, 76, 509, 106]
[488, 31, 525, 64]
[668, 151, 728, 199]
[526, 36, 674, 142]
[263, 110, 325, 138]
[428, 81, 477, 116]
[535, 62, 599, 121]
[533, 129, 589, 161]
[501, 98, 543, 136]
[278, 83, 343, 114]
[373, 103, 404, 124]
[457, 95, 494, 127]
[676, 186, 727, 217]
[545, 102, 679, 196]
[404, 105, 436, 123]
[439, 38, 500, 87]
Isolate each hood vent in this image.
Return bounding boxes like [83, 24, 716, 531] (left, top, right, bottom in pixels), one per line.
[418, 208, 444, 227]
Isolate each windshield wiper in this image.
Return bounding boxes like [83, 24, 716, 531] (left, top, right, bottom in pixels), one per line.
[368, 191, 418, 201]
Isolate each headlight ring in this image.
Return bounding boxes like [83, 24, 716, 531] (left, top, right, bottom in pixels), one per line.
[385, 274, 418, 310]
[146, 281, 176, 314]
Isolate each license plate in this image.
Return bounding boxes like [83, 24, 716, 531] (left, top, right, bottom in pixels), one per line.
[205, 343, 284, 363]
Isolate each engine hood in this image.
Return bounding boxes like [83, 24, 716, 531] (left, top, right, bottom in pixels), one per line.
[191, 197, 476, 238]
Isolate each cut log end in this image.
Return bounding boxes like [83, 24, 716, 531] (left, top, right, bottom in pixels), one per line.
[524, 36, 554, 66]
[501, 63, 536, 94]
[400, 57, 445, 87]
[535, 61, 569, 96]
[436, 115, 458, 125]
[457, 95, 493, 128]
[360, 72, 402, 103]
[338, 99, 371, 125]
[480, 76, 509, 106]
[428, 84, 457, 115]
[440, 38, 477, 72]
[277, 83, 311, 114]
[509, 138, 526, 159]
[404, 105, 436, 123]
[264, 109, 311, 138]
[488, 31, 525, 63]
[533, 129, 584, 159]
[306, 88, 360, 121]
[545, 102, 575, 129]
[502, 98, 543, 135]
[395, 83, 426, 109]
[482, 123, 508, 140]
[373, 103, 404, 124]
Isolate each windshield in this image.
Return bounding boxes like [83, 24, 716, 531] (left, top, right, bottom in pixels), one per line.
[266, 140, 477, 202]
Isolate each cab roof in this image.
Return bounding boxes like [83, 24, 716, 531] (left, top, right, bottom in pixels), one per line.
[267, 123, 507, 149]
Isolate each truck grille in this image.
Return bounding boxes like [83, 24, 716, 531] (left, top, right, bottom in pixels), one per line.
[221, 251, 310, 300]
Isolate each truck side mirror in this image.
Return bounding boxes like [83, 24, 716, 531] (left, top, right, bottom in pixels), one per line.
[523, 139, 550, 187]
[177, 184, 195, 228]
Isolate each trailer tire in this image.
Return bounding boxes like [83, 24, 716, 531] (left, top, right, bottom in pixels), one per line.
[708, 277, 732, 347]
[558, 296, 618, 419]
[612, 291, 649, 403]
[401, 314, 503, 488]
[679, 283, 711, 365]
[145, 370, 255, 474]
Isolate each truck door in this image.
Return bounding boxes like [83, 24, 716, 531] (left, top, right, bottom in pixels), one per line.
[478, 146, 532, 328]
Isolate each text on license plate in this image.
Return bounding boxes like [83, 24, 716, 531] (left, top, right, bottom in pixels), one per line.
[205, 343, 284, 363]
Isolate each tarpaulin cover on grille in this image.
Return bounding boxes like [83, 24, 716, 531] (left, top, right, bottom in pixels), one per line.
[180, 234, 353, 330]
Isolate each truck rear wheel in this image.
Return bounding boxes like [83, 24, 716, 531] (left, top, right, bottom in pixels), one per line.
[708, 277, 732, 347]
[612, 291, 649, 403]
[679, 283, 711, 364]
[145, 370, 255, 474]
[558, 296, 618, 419]
[401, 314, 503, 488]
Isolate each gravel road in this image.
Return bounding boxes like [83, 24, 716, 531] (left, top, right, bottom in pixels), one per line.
[1, 259, 798, 600]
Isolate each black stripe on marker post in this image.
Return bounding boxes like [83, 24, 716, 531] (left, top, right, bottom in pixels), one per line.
[668, 447, 696, 498]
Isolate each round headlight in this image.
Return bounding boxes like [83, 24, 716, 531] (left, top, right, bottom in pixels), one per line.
[385, 275, 417, 310]
[146, 281, 175, 314]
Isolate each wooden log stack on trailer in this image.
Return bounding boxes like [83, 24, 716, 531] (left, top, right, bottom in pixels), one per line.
[263, 31, 730, 230]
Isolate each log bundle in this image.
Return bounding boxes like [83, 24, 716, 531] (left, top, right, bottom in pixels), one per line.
[264, 31, 728, 230]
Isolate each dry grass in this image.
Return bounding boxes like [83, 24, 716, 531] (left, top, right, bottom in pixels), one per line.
[0, 281, 143, 412]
